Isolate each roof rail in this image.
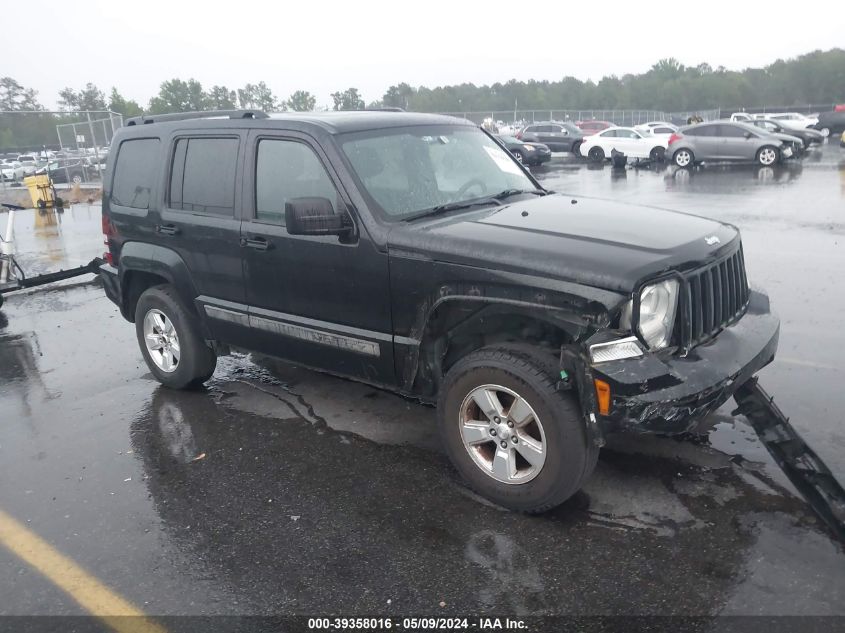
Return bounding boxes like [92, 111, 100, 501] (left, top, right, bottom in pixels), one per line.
[364, 107, 405, 112]
[125, 110, 269, 126]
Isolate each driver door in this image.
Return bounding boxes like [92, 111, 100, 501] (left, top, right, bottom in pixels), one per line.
[237, 131, 395, 384]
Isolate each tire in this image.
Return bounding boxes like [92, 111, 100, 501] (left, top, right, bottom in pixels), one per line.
[437, 345, 597, 513]
[756, 145, 779, 166]
[820, 127, 830, 138]
[673, 148, 694, 168]
[587, 146, 605, 163]
[71, 172, 83, 185]
[135, 284, 217, 389]
[513, 151, 524, 164]
[649, 146, 665, 162]
[571, 140, 584, 155]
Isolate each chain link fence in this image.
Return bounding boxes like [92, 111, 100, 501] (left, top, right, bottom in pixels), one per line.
[0, 110, 123, 188]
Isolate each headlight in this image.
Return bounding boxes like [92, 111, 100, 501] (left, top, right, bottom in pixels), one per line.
[523, 145, 535, 151]
[619, 279, 679, 350]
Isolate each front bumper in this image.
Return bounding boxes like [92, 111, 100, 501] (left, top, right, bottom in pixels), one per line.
[588, 289, 779, 434]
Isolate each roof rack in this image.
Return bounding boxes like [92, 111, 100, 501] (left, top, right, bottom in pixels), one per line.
[364, 107, 405, 112]
[125, 110, 269, 126]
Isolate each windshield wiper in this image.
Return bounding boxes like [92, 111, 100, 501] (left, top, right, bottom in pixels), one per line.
[404, 189, 548, 222]
[492, 188, 548, 200]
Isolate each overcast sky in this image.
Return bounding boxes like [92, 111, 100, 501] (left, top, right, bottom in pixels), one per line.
[7, 0, 843, 110]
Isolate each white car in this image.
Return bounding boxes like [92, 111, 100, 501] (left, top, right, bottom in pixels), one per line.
[0, 159, 25, 181]
[579, 126, 669, 162]
[730, 112, 754, 123]
[635, 122, 678, 137]
[761, 112, 819, 130]
[16, 155, 39, 176]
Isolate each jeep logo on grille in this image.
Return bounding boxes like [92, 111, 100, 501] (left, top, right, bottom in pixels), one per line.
[704, 235, 721, 245]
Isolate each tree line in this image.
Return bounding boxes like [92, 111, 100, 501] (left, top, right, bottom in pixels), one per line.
[1, 48, 843, 149]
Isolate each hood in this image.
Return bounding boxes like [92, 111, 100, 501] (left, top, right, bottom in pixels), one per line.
[387, 194, 738, 293]
[771, 132, 802, 143]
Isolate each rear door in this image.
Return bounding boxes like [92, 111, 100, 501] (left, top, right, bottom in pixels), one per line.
[158, 132, 251, 345]
[238, 130, 395, 384]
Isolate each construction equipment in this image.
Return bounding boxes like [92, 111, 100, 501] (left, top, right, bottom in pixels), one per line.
[734, 378, 845, 542]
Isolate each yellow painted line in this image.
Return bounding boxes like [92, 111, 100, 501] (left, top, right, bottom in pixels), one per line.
[0, 508, 166, 633]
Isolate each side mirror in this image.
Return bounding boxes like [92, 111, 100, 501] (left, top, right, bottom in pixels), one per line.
[285, 197, 351, 236]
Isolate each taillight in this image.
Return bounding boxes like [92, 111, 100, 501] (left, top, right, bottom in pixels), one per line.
[515, 131, 523, 139]
[102, 213, 117, 266]
[668, 133, 682, 145]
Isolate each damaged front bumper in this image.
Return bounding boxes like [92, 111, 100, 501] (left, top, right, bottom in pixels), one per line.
[580, 288, 779, 435]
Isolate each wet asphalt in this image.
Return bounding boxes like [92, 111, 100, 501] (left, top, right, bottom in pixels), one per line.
[1, 144, 844, 619]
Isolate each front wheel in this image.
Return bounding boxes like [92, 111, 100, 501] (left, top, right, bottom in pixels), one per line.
[437, 345, 597, 513]
[135, 285, 217, 389]
[588, 146, 605, 163]
[756, 145, 779, 166]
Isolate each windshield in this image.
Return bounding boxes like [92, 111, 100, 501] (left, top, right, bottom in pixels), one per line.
[339, 125, 534, 221]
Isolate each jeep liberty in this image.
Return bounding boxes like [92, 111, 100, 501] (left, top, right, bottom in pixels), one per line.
[99, 110, 780, 512]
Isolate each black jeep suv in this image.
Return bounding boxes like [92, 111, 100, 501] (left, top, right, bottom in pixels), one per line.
[100, 110, 779, 512]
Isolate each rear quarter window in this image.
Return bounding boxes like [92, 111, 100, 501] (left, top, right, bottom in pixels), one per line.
[110, 138, 160, 210]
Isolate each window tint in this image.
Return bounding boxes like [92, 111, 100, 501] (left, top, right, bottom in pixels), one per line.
[718, 124, 749, 138]
[169, 137, 238, 215]
[686, 125, 716, 137]
[255, 140, 338, 224]
[600, 130, 617, 138]
[617, 129, 639, 139]
[654, 127, 673, 134]
[524, 126, 537, 134]
[111, 138, 160, 209]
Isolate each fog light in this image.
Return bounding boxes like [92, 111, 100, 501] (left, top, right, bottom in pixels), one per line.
[594, 379, 611, 416]
[589, 336, 643, 363]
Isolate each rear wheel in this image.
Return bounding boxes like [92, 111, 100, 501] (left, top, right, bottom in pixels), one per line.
[513, 151, 525, 164]
[135, 285, 217, 389]
[756, 145, 779, 166]
[820, 127, 831, 138]
[673, 148, 694, 168]
[649, 146, 665, 162]
[438, 345, 597, 513]
[588, 146, 605, 163]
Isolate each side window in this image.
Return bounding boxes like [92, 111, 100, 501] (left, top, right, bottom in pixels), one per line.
[654, 127, 673, 134]
[718, 125, 747, 138]
[524, 126, 537, 134]
[169, 137, 239, 215]
[255, 139, 339, 224]
[600, 129, 618, 138]
[111, 138, 160, 209]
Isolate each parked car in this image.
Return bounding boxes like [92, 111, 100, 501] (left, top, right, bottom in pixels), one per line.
[635, 122, 678, 137]
[99, 110, 779, 513]
[495, 135, 552, 166]
[36, 160, 88, 185]
[516, 121, 584, 153]
[576, 120, 613, 135]
[578, 126, 668, 162]
[0, 159, 25, 182]
[815, 111, 845, 137]
[667, 122, 795, 167]
[730, 112, 754, 123]
[762, 112, 818, 130]
[16, 155, 39, 176]
[748, 118, 824, 149]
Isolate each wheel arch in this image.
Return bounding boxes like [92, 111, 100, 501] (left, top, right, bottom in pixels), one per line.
[119, 242, 200, 322]
[401, 287, 619, 398]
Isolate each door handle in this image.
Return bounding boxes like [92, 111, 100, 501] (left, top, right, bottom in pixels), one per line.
[156, 224, 180, 236]
[240, 236, 271, 251]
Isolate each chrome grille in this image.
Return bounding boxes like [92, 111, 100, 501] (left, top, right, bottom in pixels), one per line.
[679, 245, 749, 350]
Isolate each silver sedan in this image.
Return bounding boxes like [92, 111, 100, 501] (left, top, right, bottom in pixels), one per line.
[667, 121, 793, 167]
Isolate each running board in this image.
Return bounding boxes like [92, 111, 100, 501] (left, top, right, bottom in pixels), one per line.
[733, 377, 845, 543]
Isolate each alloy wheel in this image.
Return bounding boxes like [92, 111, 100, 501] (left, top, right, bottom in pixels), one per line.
[459, 384, 547, 484]
[143, 309, 181, 373]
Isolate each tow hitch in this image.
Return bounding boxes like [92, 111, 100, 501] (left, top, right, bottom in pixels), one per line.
[733, 377, 845, 542]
